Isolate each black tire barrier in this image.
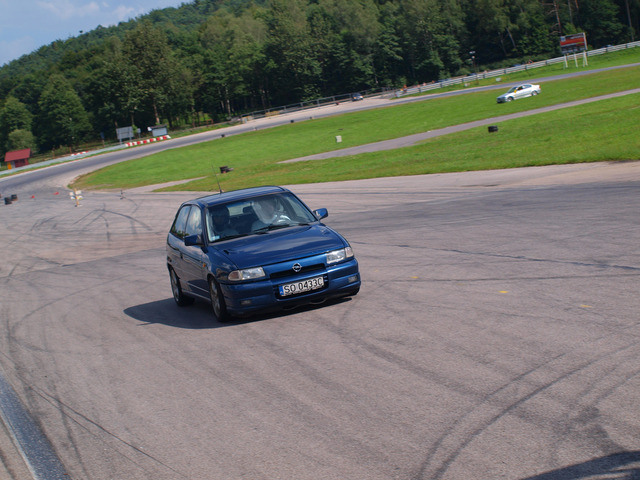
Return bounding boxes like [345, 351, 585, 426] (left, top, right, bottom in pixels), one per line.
[11, 194, 17, 201]
[488, 125, 498, 133]
[4, 197, 12, 205]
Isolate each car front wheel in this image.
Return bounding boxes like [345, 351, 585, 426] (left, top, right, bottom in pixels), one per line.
[209, 278, 230, 322]
[170, 268, 194, 306]
[507, 96, 513, 102]
[532, 91, 538, 96]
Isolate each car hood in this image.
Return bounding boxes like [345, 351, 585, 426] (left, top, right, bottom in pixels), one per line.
[213, 224, 346, 268]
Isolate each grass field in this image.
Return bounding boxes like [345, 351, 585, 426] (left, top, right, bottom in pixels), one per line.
[74, 56, 640, 192]
[406, 46, 640, 95]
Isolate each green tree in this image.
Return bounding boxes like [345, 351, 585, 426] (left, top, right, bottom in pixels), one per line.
[6, 74, 47, 117]
[579, 0, 626, 46]
[466, 0, 554, 63]
[613, 0, 639, 41]
[469, 0, 517, 60]
[372, 2, 405, 87]
[0, 96, 33, 153]
[398, 0, 464, 81]
[37, 74, 92, 150]
[263, 0, 321, 104]
[89, 38, 145, 134]
[312, 0, 381, 91]
[199, 12, 239, 116]
[228, 9, 268, 111]
[198, 8, 267, 117]
[512, 0, 555, 57]
[122, 21, 189, 126]
[7, 129, 37, 152]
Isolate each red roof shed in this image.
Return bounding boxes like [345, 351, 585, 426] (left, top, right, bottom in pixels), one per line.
[3, 148, 31, 169]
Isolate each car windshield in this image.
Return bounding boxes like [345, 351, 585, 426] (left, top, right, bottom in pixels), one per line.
[205, 192, 318, 242]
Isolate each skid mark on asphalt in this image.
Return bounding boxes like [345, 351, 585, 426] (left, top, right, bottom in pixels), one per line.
[412, 335, 640, 479]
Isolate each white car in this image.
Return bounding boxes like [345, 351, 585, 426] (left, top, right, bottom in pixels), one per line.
[496, 83, 541, 103]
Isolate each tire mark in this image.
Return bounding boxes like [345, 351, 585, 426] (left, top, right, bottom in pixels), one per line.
[411, 336, 640, 480]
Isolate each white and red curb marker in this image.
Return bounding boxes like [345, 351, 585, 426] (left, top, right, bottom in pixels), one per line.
[125, 135, 171, 147]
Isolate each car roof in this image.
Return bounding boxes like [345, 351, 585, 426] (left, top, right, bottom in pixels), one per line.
[185, 186, 289, 208]
[505, 83, 530, 91]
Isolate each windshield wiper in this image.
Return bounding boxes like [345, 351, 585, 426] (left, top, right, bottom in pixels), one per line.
[216, 233, 250, 241]
[253, 224, 291, 234]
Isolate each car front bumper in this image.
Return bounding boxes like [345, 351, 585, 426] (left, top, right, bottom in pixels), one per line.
[221, 258, 360, 316]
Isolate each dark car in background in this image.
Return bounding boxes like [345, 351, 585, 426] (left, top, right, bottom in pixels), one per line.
[166, 186, 360, 321]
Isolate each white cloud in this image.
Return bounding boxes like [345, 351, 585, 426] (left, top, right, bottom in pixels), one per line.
[113, 5, 138, 22]
[37, 0, 101, 20]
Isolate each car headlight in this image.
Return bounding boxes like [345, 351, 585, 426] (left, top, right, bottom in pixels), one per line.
[326, 247, 354, 265]
[228, 267, 266, 281]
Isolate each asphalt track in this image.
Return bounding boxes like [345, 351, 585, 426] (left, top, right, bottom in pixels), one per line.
[0, 69, 639, 479]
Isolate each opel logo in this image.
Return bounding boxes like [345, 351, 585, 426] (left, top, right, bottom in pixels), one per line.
[292, 263, 302, 273]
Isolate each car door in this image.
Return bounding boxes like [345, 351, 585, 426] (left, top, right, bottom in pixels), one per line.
[167, 205, 192, 282]
[181, 205, 209, 297]
[516, 85, 530, 99]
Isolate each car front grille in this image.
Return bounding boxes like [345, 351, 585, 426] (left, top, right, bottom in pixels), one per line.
[269, 263, 325, 280]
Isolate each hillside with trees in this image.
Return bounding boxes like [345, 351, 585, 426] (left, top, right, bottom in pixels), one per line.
[0, 0, 637, 161]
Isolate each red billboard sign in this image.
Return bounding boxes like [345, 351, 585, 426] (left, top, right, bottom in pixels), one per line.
[560, 33, 587, 54]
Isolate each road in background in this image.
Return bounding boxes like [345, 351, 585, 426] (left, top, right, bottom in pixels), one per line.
[2, 62, 639, 187]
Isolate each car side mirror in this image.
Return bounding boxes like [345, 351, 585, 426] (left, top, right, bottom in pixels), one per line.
[314, 208, 328, 220]
[184, 234, 203, 246]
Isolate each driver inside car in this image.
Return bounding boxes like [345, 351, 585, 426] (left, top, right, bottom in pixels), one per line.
[252, 196, 291, 230]
[208, 205, 237, 241]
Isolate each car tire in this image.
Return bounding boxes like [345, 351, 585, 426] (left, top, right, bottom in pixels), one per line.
[209, 278, 230, 322]
[507, 97, 513, 102]
[170, 268, 194, 306]
[532, 91, 538, 96]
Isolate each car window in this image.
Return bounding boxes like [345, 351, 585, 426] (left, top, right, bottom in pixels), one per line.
[278, 192, 317, 221]
[170, 205, 191, 239]
[204, 193, 319, 240]
[250, 193, 316, 226]
[185, 206, 203, 237]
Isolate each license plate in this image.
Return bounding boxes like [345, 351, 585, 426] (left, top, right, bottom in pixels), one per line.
[279, 276, 324, 296]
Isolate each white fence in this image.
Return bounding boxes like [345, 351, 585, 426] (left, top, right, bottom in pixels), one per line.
[391, 40, 640, 98]
[240, 40, 640, 121]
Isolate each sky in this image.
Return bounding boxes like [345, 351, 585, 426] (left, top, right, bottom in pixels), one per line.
[0, 0, 188, 66]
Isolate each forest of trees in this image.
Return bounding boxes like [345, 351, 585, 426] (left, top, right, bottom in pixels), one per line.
[0, 0, 637, 160]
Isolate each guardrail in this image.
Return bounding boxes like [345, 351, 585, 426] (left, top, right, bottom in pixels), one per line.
[239, 40, 640, 120]
[240, 89, 393, 123]
[241, 95, 348, 123]
[391, 40, 640, 98]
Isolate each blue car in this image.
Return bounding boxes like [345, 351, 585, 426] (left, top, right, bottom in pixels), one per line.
[166, 186, 360, 321]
